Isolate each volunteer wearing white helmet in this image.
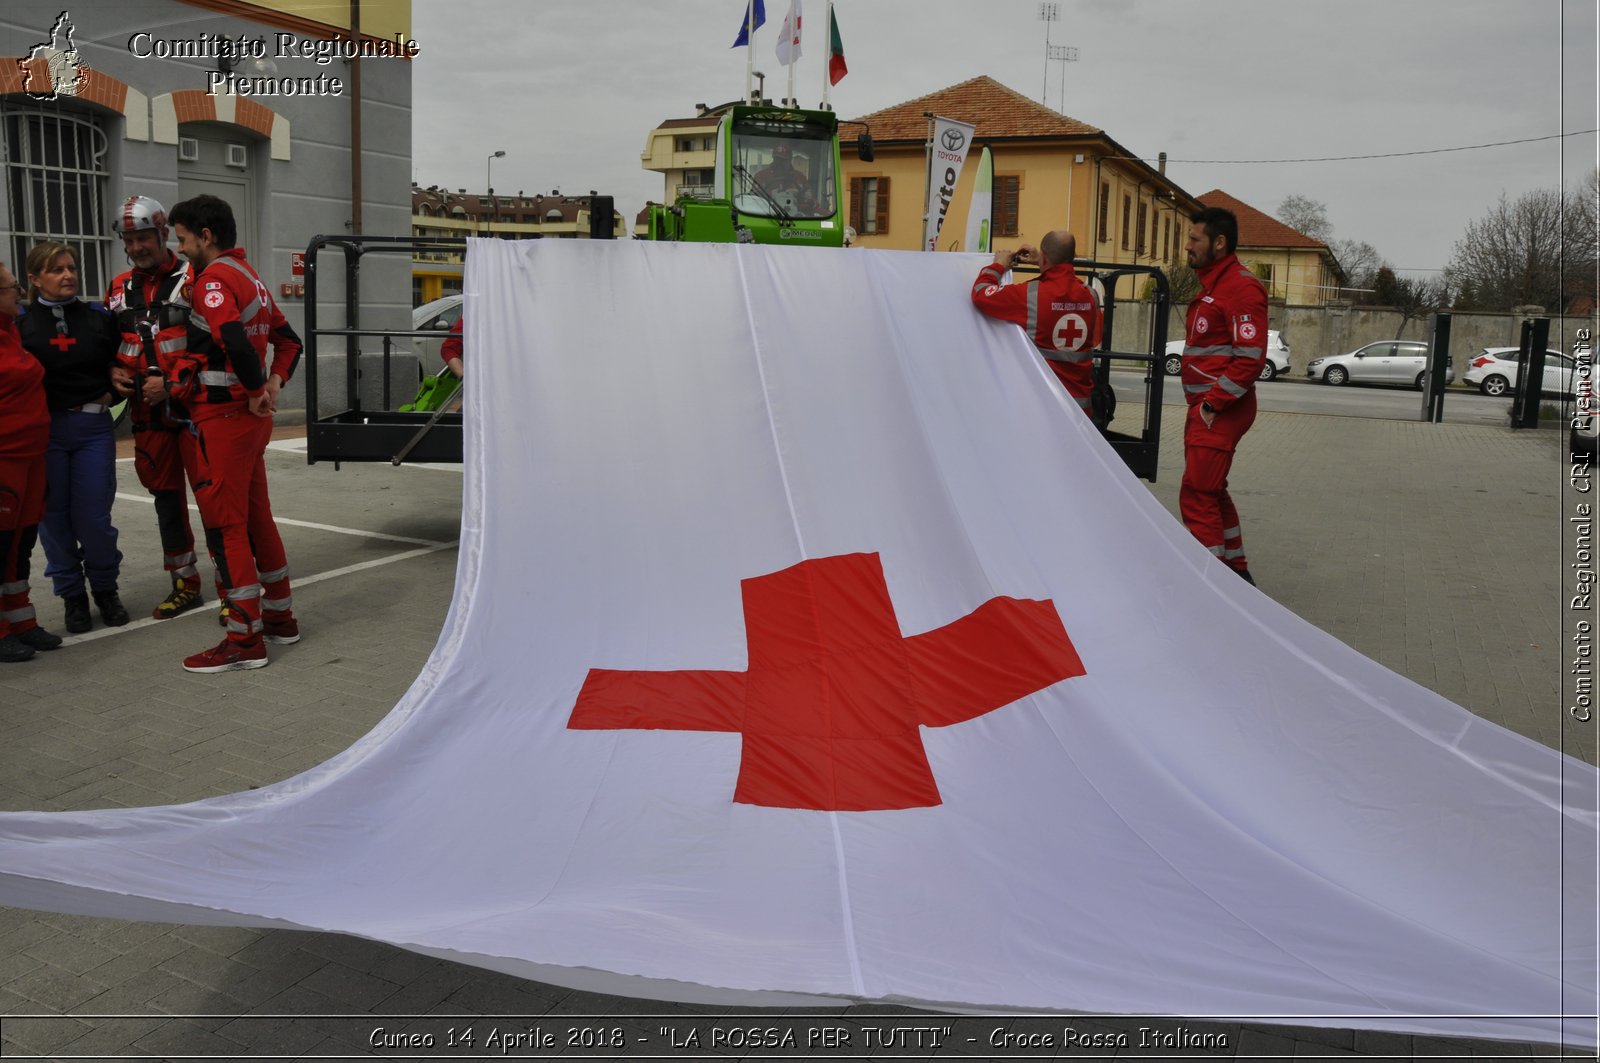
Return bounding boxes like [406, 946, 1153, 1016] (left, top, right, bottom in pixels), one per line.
[106, 194, 207, 620]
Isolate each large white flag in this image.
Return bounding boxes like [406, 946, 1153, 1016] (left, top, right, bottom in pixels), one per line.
[924, 115, 976, 251]
[0, 241, 1593, 1048]
[775, 0, 802, 65]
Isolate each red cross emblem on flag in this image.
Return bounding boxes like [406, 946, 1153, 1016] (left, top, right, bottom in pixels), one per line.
[567, 552, 1085, 811]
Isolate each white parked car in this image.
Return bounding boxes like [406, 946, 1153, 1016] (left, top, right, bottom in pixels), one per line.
[1462, 347, 1576, 397]
[413, 293, 464, 366]
[1305, 340, 1454, 389]
[1163, 330, 1290, 381]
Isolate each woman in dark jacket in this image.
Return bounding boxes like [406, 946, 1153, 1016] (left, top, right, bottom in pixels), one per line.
[0, 259, 62, 661]
[18, 242, 127, 633]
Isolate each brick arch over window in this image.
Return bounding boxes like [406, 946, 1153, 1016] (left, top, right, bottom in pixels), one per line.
[151, 90, 290, 161]
[0, 56, 149, 140]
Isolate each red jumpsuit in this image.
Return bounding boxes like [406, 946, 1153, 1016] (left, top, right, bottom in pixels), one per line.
[168, 248, 302, 647]
[108, 252, 204, 603]
[971, 260, 1102, 415]
[1180, 252, 1269, 573]
[0, 315, 50, 643]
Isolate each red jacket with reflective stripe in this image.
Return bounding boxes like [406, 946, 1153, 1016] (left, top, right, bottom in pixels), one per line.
[0, 317, 48, 460]
[972, 261, 1102, 404]
[1182, 252, 1268, 412]
[177, 248, 301, 418]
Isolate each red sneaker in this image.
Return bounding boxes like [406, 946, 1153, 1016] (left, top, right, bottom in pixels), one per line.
[183, 637, 268, 673]
[264, 618, 300, 645]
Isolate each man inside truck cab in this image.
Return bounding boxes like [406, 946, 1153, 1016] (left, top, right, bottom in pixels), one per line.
[755, 142, 813, 210]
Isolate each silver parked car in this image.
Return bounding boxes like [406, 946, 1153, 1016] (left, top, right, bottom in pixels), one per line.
[1305, 340, 1454, 389]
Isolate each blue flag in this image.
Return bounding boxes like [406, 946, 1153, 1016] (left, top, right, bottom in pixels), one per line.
[731, 0, 766, 47]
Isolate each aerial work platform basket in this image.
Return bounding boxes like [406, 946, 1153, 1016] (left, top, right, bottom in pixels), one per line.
[302, 234, 466, 467]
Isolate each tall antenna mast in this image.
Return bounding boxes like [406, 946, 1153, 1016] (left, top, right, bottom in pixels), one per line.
[1037, 2, 1059, 104]
[1047, 44, 1079, 112]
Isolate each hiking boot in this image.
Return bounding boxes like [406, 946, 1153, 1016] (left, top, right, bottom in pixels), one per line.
[14, 626, 62, 652]
[218, 599, 229, 627]
[63, 593, 92, 634]
[182, 637, 268, 673]
[93, 590, 130, 627]
[0, 634, 35, 663]
[263, 618, 300, 645]
[152, 579, 203, 620]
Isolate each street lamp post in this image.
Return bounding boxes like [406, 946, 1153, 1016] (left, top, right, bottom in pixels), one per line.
[485, 150, 506, 234]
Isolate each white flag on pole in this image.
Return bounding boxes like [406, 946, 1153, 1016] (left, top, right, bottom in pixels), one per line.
[776, 0, 803, 66]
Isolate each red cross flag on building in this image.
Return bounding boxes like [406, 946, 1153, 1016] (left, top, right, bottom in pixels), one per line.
[0, 241, 1593, 1051]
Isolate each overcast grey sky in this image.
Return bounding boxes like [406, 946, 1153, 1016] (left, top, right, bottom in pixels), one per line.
[413, 0, 1598, 275]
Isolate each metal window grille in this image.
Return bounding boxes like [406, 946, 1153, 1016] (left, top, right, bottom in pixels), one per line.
[2, 102, 112, 297]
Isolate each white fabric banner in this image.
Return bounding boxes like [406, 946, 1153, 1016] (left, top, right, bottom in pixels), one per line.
[923, 115, 976, 251]
[0, 240, 1594, 1047]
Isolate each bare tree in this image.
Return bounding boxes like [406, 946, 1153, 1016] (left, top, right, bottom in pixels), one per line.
[1276, 194, 1332, 243]
[1445, 175, 1598, 312]
[1388, 274, 1451, 338]
[1329, 238, 1382, 298]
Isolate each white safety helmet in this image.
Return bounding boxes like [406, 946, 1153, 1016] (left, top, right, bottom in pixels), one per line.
[114, 195, 168, 238]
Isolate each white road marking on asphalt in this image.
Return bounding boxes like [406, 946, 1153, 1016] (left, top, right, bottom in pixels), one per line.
[112, 493, 454, 548]
[53, 540, 458, 646]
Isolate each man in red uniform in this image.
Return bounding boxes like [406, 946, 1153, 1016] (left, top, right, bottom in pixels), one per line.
[970, 229, 1102, 419]
[1179, 207, 1268, 585]
[106, 195, 207, 620]
[165, 194, 302, 672]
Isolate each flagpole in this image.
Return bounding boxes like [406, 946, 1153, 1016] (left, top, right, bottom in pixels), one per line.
[745, 2, 755, 102]
[821, 0, 831, 108]
[922, 113, 934, 252]
[785, 0, 796, 105]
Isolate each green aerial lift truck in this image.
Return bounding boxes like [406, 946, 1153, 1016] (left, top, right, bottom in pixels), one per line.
[645, 103, 872, 247]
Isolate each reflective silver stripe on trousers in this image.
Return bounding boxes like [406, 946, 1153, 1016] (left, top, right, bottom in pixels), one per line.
[156, 336, 186, 355]
[1224, 548, 1247, 560]
[209, 257, 264, 322]
[1206, 544, 1226, 557]
[258, 564, 289, 584]
[166, 551, 198, 567]
[1, 605, 35, 623]
[118, 340, 142, 360]
[226, 618, 264, 635]
[0, 580, 27, 595]
[1222, 526, 1242, 539]
[199, 370, 241, 387]
[228, 583, 262, 601]
[262, 595, 292, 611]
[1184, 383, 1214, 394]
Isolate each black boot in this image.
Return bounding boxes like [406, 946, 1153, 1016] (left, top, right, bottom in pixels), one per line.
[93, 590, 130, 627]
[0, 634, 35, 663]
[15, 626, 62, 651]
[63, 593, 92, 634]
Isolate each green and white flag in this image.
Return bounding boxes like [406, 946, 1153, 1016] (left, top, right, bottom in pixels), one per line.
[964, 146, 993, 253]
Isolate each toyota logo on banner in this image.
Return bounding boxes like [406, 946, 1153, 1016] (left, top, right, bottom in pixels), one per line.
[941, 128, 967, 151]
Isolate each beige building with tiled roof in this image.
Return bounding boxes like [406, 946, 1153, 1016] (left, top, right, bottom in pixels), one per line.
[1197, 190, 1346, 306]
[843, 76, 1202, 298]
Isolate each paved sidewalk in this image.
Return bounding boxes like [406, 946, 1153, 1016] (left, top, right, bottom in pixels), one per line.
[0, 410, 1589, 1061]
